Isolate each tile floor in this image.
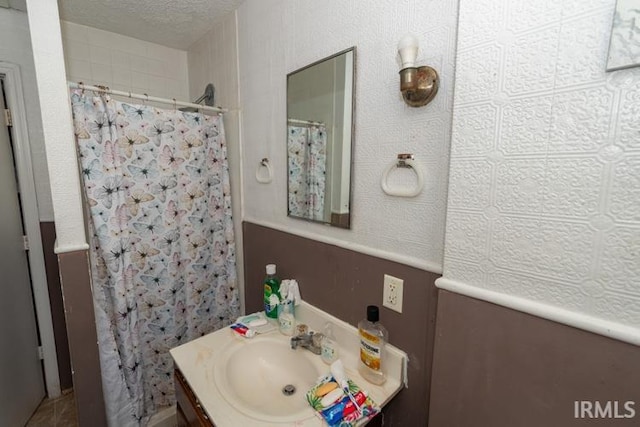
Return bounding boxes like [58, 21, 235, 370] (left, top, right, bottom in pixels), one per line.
[25, 391, 78, 427]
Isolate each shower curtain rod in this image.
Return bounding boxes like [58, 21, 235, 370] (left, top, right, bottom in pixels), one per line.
[68, 82, 228, 114]
[288, 118, 325, 126]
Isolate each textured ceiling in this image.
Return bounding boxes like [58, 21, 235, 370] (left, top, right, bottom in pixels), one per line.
[57, 0, 244, 50]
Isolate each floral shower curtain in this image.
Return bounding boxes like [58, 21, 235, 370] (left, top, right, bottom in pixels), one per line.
[287, 124, 327, 221]
[71, 89, 239, 426]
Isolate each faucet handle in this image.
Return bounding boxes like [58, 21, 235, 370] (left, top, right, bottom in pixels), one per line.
[296, 323, 309, 337]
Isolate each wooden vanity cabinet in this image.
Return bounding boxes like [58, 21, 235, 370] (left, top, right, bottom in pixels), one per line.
[175, 369, 215, 427]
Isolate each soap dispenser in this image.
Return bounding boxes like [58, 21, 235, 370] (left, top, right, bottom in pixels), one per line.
[278, 280, 295, 335]
[320, 322, 339, 364]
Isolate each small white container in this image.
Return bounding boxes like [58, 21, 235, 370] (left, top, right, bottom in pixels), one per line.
[278, 299, 295, 336]
[321, 322, 339, 364]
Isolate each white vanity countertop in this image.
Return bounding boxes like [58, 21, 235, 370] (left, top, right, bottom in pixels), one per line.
[170, 301, 407, 426]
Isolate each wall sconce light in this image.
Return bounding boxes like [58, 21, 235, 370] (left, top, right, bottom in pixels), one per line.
[398, 34, 439, 107]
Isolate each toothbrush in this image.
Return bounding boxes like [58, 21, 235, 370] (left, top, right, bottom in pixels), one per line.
[330, 360, 362, 414]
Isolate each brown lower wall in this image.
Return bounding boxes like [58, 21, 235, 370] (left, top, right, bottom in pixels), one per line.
[40, 222, 73, 391]
[57, 250, 106, 427]
[242, 222, 440, 426]
[429, 290, 640, 427]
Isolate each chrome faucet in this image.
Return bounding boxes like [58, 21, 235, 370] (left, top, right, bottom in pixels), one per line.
[291, 331, 323, 355]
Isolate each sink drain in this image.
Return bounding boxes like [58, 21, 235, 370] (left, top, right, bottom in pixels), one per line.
[282, 384, 296, 396]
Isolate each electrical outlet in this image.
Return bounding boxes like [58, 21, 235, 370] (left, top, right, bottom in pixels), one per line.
[383, 274, 403, 313]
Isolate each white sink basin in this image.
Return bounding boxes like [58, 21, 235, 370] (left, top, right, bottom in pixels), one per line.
[213, 335, 324, 423]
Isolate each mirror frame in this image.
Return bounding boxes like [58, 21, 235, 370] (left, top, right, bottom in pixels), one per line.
[286, 46, 357, 229]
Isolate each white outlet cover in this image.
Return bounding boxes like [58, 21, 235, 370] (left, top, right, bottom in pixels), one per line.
[383, 274, 404, 313]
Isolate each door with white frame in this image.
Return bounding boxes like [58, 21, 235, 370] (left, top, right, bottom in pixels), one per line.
[0, 69, 56, 424]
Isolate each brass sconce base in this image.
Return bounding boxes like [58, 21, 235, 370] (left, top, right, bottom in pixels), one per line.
[399, 66, 439, 107]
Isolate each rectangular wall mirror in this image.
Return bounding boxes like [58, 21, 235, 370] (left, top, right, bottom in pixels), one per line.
[287, 47, 355, 229]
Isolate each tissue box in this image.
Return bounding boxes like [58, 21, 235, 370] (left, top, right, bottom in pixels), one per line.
[306, 375, 379, 426]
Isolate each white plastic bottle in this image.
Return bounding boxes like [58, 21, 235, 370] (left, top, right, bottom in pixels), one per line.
[278, 299, 295, 336]
[358, 305, 388, 385]
[320, 322, 339, 364]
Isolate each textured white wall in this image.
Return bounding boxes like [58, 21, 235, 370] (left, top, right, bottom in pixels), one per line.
[26, 0, 87, 252]
[61, 21, 189, 101]
[0, 8, 52, 221]
[237, 0, 458, 271]
[444, 0, 640, 332]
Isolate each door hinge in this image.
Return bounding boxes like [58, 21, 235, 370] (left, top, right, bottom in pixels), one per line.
[4, 108, 12, 127]
[23, 235, 29, 250]
[37, 346, 44, 360]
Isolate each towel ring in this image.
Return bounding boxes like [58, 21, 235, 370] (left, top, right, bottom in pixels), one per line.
[381, 154, 424, 197]
[256, 158, 273, 184]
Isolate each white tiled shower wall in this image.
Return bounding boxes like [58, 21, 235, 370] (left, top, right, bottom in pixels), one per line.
[444, 0, 640, 328]
[25, 20, 191, 227]
[187, 12, 239, 110]
[236, 0, 459, 270]
[61, 21, 189, 101]
[187, 11, 245, 307]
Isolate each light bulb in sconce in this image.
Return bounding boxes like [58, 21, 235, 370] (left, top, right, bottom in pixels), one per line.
[398, 34, 419, 69]
[397, 34, 439, 107]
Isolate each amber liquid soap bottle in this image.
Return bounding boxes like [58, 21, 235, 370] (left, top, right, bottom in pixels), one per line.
[358, 305, 388, 385]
